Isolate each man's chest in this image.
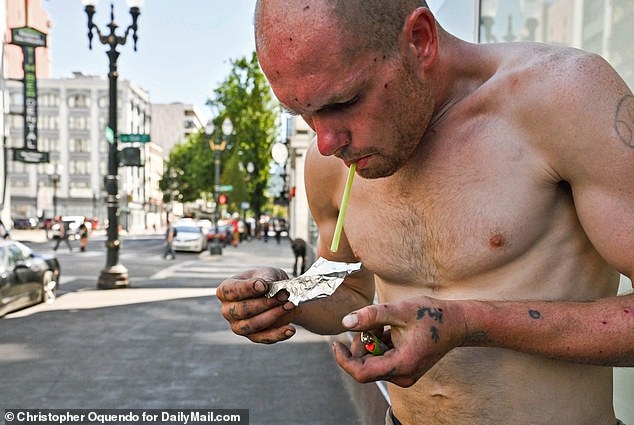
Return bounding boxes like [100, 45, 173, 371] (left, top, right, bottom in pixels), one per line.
[343, 132, 564, 287]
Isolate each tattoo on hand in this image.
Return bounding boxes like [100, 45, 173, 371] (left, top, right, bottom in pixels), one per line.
[615, 94, 634, 148]
[229, 306, 239, 320]
[417, 306, 444, 323]
[430, 326, 440, 343]
[529, 309, 541, 319]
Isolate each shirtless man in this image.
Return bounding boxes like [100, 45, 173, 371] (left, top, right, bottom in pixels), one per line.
[216, 1, 634, 424]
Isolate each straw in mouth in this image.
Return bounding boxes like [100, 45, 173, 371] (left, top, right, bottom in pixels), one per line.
[330, 162, 356, 253]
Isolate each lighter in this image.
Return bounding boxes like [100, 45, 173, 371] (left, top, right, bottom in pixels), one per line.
[361, 331, 390, 356]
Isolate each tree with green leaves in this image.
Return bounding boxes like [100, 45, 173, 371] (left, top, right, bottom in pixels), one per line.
[207, 51, 279, 220]
[159, 52, 280, 221]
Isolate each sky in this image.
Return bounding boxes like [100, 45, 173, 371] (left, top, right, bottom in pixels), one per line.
[42, 0, 258, 123]
[40, 0, 466, 124]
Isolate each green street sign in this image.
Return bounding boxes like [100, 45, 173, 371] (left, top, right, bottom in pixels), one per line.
[120, 133, 151, 143]
[11, 27, 47, 48]
[13, 148, 49, 163]
[215, 184, 234, 192]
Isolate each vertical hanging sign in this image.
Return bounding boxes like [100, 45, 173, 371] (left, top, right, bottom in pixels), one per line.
[10, 26, 49, 163]
[23, 45, 37, 150]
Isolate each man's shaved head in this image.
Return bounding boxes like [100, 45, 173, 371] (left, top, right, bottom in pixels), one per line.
[254, 0, 430, 57]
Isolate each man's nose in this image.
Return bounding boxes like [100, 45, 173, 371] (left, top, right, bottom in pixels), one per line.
[313, 119, 350, 157]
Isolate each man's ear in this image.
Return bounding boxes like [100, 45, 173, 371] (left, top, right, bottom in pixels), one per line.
[402, 7, 438, 69]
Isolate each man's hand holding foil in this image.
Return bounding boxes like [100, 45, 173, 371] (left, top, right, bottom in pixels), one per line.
[216, 268, 298, 344]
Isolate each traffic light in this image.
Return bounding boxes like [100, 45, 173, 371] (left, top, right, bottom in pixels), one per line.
[218, 194, 228, 205]
[118, 147, 142, 166]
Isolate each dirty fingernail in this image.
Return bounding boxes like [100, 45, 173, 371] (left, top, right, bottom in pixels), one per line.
[284, 328, 296, 338]
[342, 313, 358, 328]
[254, 280, 266, 292]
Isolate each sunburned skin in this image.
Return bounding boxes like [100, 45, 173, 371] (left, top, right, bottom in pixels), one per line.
[215, 3, 634, 424]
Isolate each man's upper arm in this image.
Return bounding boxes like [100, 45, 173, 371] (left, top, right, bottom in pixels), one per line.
[305, 141, 359, 263]
[303, 141, 376, 307]
[551, 53, 634, 278]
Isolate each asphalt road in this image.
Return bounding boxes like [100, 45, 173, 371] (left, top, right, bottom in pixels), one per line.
[0, 231, 380, 425]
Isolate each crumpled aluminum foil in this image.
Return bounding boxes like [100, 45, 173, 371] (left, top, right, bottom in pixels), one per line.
[266, 257, 362, 305]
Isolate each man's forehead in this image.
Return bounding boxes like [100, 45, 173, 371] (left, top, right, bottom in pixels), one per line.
[269, 62, 367, 115]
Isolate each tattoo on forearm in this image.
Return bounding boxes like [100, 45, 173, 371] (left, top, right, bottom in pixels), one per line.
[529, 309, 541, 319]
[430, 326, 440, 343]
[615, 94, 634, 147]
[417, 306, 444, 323]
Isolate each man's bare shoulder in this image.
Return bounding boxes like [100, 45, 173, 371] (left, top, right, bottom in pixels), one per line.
[489, 43, 626, 104]
[477, 43, 628, 146]
[305, 140, 346, 216]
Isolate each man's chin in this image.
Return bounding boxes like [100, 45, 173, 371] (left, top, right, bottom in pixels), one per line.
[357, 165, 398, 180]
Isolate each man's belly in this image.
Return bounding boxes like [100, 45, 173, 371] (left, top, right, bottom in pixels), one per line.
[388, 347, 615, 425]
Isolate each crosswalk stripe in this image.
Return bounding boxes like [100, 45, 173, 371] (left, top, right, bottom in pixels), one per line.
[150, 259, 292, 280]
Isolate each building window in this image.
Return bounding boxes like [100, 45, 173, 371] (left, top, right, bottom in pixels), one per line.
[40, 137, 60, 152]
[69, 160, 90, 176]
[40, 92, 60, 107]
[98, 95, 109, 108]
[10, 91, 23, 109]
[40, 115, 59, 130]
[8, 137, 22, 149]
[68, 93, 91, 108]
[70, 138, 89, 153]
[10, 114, 22, 129]
[69, 115, 89, 130]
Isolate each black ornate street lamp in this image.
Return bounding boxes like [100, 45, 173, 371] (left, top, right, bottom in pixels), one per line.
[206, 118, 233, 255]
[46, 163, 62, 218]
[83, 0, 143, 289]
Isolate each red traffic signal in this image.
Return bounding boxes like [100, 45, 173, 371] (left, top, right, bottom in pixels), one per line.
[218, 194, 228, 205]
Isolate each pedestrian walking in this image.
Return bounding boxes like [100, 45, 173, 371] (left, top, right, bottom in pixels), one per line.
[0, 219, 10, 239]
[79, 223, 89, 252]
[163, 224, 176, 259]
[273, 218, 283, 244]
[52, 216, 72, 252]
[231, 213, 240, 247]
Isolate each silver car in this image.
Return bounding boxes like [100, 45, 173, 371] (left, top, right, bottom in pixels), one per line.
[172, 224, 208, 253]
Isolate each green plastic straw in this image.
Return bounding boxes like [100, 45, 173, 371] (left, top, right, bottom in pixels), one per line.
[330, 163, 356, 253]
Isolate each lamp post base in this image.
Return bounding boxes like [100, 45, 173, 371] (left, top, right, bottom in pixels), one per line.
[98, 264, 130, 289]
[208, 239, 223, 255]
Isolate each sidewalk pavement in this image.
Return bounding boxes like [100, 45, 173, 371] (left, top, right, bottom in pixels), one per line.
[0, 237, 388, 425]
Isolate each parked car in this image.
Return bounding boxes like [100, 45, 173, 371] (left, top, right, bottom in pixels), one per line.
[172, 223, 208, 253]
[12, 217, 37, 229]
[207, 222, 232, 247]
[0, 239, 61, 317]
